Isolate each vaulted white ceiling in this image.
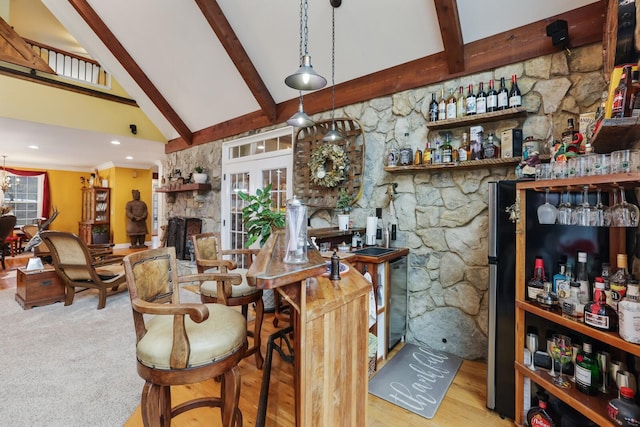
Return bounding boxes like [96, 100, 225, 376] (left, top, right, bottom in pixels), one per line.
[1, 0, 600, 170]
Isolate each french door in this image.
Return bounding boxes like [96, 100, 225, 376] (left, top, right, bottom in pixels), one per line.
[221, 127, 293, 254]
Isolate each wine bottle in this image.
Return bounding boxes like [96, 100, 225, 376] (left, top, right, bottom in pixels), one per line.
[486, 79, 498, 112]
[476, 82, 487, 114]
[456, 86, 466, 118]
[428, 93, 438, 122]
[465, 84, 476, 115]
[438, 88, 446, 121]
[446, 88, 457, 119]
[497, 76, 509, 110]
[509, 74, 522, 108]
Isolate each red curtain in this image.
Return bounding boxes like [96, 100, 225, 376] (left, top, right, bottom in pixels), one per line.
[4, 168, 51, 219]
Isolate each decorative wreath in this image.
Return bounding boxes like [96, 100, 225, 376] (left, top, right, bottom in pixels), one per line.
[309, 144, 349, 188]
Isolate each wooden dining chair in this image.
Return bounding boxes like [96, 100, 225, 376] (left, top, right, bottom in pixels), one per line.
[191, 232, 265, 369]
[123, 247, 247, 427]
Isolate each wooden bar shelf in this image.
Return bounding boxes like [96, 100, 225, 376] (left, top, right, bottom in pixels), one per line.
[425, 106, 527, 131]
[155, 183, 211, 193]
[590, 117, 640, 154]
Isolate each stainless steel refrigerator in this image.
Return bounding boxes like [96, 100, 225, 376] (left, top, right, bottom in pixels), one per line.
[486, 180, 610, 420]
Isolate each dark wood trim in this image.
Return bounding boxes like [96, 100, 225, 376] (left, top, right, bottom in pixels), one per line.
[166, 2, 605, 154]
[434, 0, 464, 74]
[0, 63, 138, 106]
[68, 0, 193, 144]
[194, 0, 277, 122]
[0, 17, 55, 73]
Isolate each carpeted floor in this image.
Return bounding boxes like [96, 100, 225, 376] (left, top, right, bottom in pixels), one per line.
[0, 285, 200, 426]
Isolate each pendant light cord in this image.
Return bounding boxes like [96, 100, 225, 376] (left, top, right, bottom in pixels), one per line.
[330, 6, 336, 124]
[303, 0, 309, 56]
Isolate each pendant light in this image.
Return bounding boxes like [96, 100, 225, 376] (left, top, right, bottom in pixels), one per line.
[0, 156, 9, 192]
[323, 0, 344, 142]
[285, 0, 327, 91]
[287, 0, 315, 128]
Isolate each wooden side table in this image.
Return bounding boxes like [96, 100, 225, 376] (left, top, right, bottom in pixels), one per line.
[15, 266, 65, 309]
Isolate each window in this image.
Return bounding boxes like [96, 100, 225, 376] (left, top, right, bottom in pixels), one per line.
[4, 174, 44, 226]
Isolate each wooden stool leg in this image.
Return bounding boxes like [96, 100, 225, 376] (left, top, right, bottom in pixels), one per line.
[253, 298, 264, 369]
[220, 366, 241, 427]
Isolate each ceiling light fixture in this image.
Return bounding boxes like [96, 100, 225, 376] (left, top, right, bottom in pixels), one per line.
[111, 140, 121, 145]
[285, 0, 327, 91]
[323, 0, 344, 142]
[28, 145, 39, 150]
[287, 0, 316, 128]
[0, 155, 10, 192]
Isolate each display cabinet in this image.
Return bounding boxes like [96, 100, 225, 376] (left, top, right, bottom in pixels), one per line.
[513, 173, 640, 426]
[79, 187, 110, 245]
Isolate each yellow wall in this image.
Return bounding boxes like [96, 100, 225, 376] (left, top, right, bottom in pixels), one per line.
[11, 165, 152, 245]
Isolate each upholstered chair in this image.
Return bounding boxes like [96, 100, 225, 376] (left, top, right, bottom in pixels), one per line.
[123, 247, 247, 427]
[191, 232, 264, 369]
[0, 215, 16, 269]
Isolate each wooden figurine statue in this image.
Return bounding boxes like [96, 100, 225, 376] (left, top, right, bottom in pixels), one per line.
[125, 189, 148, 248]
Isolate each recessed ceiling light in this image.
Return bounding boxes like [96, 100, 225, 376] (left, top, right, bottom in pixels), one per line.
[111, 140, 121, 145]
[126, 156, 133, 160]
[28, 145, 39, 149]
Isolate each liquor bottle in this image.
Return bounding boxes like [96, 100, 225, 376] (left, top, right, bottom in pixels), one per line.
[482, 132, 498, 159]
[632, 70, 640, 118]
[527, 391, 557, 427]
[465, 84, 476, 115]
[561, 118, 578, 146]
[486, 79, 498, 112]
[575, 341, 600, 396]
[438, 88, 446, 121]
[527, 256, 546, 302]
[536, 281, 559, 310]
[575, 251, 590, 305]
[608, 386, 640, 426]
[441, 133, 453, 163]
[612, 65, 634, 118]
[509, 74, 522, 108]
[446, 88, 457, 119]
[475, 82, 487, 114]
[553, 263, 567, 294]
[561, 281, 584, 322]
[611, 253, 630, 311]
[458, 132, 470, 162]
[584, 277, 619, 331]
[434, 140, 442, 164]
[428, 93, 439, 122]
[618, 280, 640, 344]
[413, 147, 422, 165]
[497, 76, 509, 110]
[456, 86, 466, 118]
[423, 141, 432, 164]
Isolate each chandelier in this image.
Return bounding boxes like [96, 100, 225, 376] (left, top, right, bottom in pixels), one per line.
[0, 156, 9, 192]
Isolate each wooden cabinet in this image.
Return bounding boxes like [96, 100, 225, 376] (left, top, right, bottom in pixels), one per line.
[79, 187, 110, 245]
[15, 266, 65, 309]
[513, 173, 640, 426]
[385, 107, 528, 173]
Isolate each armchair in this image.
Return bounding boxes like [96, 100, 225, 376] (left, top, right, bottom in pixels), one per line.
[123, 247, 247, 427]
[0, 215, 17, 269]
[39, 231, 125, 310]
[191, 232, 264, 369]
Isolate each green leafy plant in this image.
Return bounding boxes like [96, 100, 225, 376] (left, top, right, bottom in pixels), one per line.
[92, 225, 108, 234]
[194, 166, 205, 173]
[335, 188, 353, 214]
[238, 183, 285, 247]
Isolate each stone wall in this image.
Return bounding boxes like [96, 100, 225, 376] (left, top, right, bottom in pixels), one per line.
[163, 43, 605, 360]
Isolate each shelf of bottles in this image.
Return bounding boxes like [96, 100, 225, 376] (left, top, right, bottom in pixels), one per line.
[514, 172, 640, 426]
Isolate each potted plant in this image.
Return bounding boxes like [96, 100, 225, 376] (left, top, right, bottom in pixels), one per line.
[192, 166, 208, 184]
[237, 183, 285, 247]
[335, 188, 353, 231]
[92, 224, 109, 244]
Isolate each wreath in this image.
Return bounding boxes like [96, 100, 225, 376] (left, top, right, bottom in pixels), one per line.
[309, 144, 349, 188]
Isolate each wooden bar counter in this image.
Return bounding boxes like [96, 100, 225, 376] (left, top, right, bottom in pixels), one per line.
[247, 230, 371, 427]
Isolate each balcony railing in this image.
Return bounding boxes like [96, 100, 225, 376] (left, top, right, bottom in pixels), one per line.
[25, 38, 110, 88]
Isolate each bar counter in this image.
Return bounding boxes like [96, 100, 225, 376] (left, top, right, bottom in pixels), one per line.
[246, 229, 371, 427]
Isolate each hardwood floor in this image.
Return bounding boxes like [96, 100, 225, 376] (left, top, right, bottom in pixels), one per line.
[2, 250, 513, 426]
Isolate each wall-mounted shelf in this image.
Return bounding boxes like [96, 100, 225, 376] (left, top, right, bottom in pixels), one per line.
[426, 107, 527, 131]
[156, 183, 211, 193]
[385, 154, 551, 174]
[590, 117, 640, 154]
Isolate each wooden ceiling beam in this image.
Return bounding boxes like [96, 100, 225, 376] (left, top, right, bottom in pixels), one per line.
[0, 17, 55, 73]
[194, 0, 277, 123]
[434, 0, 464, 74]
[68, 0, 193, 145]
[165, 1, 603, 153]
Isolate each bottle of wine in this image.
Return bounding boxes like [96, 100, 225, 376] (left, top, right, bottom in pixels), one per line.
[612, 65, 634, 118]
[456, 86, 466, 118]
[465, 84, 476, 115]
[575, 342, 600, 396]
[486, 79, 498, 112]
[428, 92, 438, 122]
[509, 74, 522, 108]
[584, 277, 618, 331]
[438, 88, 446, 121]
[497, 76, 509, 110]
[446, 88, 457, 119]
[476, 82, 487, 114]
